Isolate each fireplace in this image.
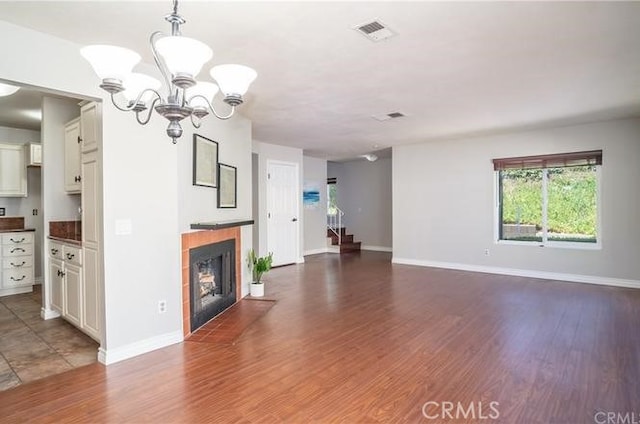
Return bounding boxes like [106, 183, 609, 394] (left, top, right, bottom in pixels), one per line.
[189, 239, 236, 332]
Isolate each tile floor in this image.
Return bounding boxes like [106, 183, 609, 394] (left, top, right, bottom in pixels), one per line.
[0, 286, 98, 391]
[186, 298, 276, 344]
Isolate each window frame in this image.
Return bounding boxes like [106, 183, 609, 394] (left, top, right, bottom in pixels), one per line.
[493, 161, 602, 251]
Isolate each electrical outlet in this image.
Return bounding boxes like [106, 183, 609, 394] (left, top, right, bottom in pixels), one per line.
[0, 208, 5, 216]
[484, 249, 490, 256]
[158, 300, 167, 314]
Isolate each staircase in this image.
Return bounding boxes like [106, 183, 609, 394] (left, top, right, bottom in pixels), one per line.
[327, 227, 362, 253]
[327, 206, 362, 253]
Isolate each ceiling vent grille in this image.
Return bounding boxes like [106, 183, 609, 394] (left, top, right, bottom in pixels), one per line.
[354, 20, 396, 42]
[372, 111, 405, 122]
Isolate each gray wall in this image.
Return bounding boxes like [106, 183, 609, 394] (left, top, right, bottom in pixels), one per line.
[327, 157, 392, 250]
[303, 155, 327, 255]
[393, 117, 640, 283]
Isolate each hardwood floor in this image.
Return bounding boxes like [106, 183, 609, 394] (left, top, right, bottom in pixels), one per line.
[0, 251, 638, 423]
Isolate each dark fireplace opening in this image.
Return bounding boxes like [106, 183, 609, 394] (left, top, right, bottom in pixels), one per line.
[189, 238, 236, 332]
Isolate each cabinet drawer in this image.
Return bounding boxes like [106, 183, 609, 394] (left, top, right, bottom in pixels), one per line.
[2, 232, 34, 245]
[49, 242, 63, 259]
[2, 267, 33, 287]
[62, 245, 82, 267]
[2, 256, 33, 270]
[2, 244, 33, 257]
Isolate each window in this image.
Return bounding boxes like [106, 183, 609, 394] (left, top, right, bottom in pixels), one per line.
[327, 177, 337, 215]
[494, 150, 601, 246]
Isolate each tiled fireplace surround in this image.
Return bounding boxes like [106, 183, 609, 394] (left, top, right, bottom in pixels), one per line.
[181, 228, 242, 338]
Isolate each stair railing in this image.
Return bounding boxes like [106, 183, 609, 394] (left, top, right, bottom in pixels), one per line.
[327, 206, 344, 245]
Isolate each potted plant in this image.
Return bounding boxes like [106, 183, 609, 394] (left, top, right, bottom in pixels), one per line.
[248, 249, 273, 297]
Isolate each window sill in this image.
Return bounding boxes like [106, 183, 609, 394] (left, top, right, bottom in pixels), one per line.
[496, 239, 602, 251]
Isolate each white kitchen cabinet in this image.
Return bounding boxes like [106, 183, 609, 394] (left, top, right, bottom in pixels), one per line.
[0, 143, 27, 197]
[0, 231, 34, 296]
[26, 143, 42, 166]
[49, 256, 64, 313]
[47, 239, 98, 341]
[64, 117, 81, 193]
[64, 262, 82, 327]
[81, 247, 100, 340]
[82, 143, 102, 341]
[80, 102, 100, 153]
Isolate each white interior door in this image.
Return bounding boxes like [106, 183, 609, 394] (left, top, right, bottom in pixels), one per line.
[267, 161, 299, 266]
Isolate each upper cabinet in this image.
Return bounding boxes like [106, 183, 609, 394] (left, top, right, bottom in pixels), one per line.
[26, 143, 42, 167]
[64, 117, 82, 194]
[0, 143, 27, 197]
[80, 102, 100, 153]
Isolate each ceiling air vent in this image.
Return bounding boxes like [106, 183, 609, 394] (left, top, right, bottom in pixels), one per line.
[372, 111, 405, 122]
[354, 20, 396, 42]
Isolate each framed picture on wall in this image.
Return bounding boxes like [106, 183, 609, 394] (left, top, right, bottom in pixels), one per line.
[217, 163, 237, 208]
[193, 134, 219, 188]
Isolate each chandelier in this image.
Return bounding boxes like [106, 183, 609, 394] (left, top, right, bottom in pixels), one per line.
[81, 0, 257, 143]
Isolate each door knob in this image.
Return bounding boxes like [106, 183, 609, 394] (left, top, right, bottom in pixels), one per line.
[292, 218, 298, 222]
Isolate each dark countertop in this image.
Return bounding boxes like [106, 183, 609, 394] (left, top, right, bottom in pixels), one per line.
[191, 219, 254, 230]
[0, 228, 36, 233]
[48, 236, 82, 246]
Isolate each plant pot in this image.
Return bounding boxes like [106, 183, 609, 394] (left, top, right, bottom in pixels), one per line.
[250, 282, 264, 297]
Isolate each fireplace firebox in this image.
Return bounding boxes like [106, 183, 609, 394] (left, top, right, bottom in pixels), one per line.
[189, 239, 236, 332]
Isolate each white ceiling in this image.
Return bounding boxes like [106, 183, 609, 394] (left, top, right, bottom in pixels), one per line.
[1, 1, 639, 160]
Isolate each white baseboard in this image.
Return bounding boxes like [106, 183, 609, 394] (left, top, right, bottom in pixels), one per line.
[361, 245, 393, 252]
[41, 307, 61, 320]
[296, 256, 305, 264]
[391, 257, 640, 289]
[97, 330, 183, 365]
[304, 247, 329, 256]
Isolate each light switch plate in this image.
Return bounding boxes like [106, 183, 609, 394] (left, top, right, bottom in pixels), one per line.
[115, 219, 132, 235]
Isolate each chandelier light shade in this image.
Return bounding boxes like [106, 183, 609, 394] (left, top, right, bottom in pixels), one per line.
[122, 73, 161, 104]
[80, 45, 141, 82]
[186, 82, 219, 109]
[154, 36, 213, 84]
[0, 83, 20, 97]
[81, 0, 257, 143]
[211, 65, 258, 98]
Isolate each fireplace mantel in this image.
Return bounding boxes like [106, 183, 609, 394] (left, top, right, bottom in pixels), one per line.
[190, 219, 254, 231]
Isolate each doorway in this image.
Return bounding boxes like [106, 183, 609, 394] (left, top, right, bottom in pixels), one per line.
[266, 160, 299, 266]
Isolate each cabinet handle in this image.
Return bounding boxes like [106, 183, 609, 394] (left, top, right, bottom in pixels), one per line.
[57, 270, 65, 278]
[66, 253, 75, 260]
[9, 237, 25, 243]
[51, 248, 59, 255]
[10, 261, 25, 267]
[78, 136, 82, 144]
[10, 275, 26, 282]
[10, 247, 25, 253]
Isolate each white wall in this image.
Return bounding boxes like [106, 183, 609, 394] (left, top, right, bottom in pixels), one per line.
[176, 113, 253, 297]
[328, 157, 393, 250]
[253, 141, 304, 263]
[393, 117, 640, 284]
[303, 156, 327, 255]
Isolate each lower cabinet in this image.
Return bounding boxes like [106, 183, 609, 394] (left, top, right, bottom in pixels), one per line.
[48, 240, 99, 342]
[1, 231, 35, 297]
